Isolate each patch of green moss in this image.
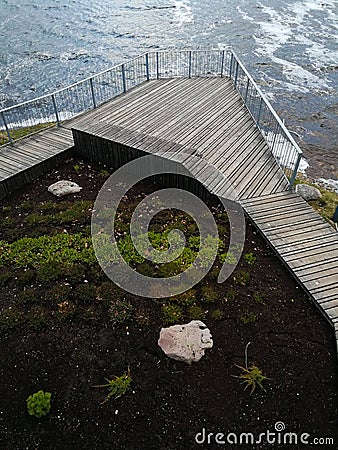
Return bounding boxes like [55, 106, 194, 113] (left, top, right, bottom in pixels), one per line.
[0, 122, 55, 146]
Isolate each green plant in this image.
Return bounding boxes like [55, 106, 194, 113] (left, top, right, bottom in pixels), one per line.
[37, 263, 62, 283]
[0, 217, 15, 230]
[244, 252, 257, 265]
[211, 309, 224, 320]
[18, 288, 38, 305]
[74, 284, 97, 303]
[240, 310, 258, 325]
[19, 200, 34, 212]
[161, 304, 183, 325]
[93, 369, 132, 401]
[26, 390, 51, 417]
[109, 299, 134, 326]
[253, 291, 264, 304]
[200, 284, 218, 303]
[234, 269, 250, 286]
[73, 164, 80, 172]
[235, 365, 267, 394]
[27, 306, 48, 330]
[100, 169, 110, 178]
[170, 289, 196, 306]
[63, 264, 87, 283]
[0, 307, 23, 333]
[0, 122, 55, 145]
[224, 288, 236, 302]
[188, 305, 206, 320]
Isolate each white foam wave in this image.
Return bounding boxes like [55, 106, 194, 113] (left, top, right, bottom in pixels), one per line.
[241, 0, 337, 92]
[172, 0, 193, 26]
[316, 178, 338, 194]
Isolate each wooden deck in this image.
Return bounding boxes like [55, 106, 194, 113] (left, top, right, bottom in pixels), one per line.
[66, 78, 289, 199]
[0, 76, 337, 351]
[0, 127, 73, 198]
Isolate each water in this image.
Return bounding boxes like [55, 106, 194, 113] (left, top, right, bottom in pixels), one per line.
[0, 0, 337, 179]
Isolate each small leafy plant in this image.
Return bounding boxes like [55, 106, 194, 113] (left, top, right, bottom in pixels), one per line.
[26, 390, 51, 418]
[188, 305, 206, 320]
[240, 310, 258, 324]
[94, 369, 132, 402]
[161, 304, 183, 325]
[244, 252, 257, 265]
[235, 365, 267, 394]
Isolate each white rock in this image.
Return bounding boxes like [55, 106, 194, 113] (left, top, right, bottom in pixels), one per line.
[48, 180, 82, 197]
[158, 320, 213, 364]
[295, 184, 321, 201]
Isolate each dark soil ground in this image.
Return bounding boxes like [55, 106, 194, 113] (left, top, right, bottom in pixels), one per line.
[0, 158, 337, 450]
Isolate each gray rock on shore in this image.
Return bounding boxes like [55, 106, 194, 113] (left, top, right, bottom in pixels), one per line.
[295, 183, 322, 201]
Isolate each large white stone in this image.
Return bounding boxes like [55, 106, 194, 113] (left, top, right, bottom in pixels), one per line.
[48, 180, 82, 197]
[295, 184, 321, 201]
[158, 320, 213, 364]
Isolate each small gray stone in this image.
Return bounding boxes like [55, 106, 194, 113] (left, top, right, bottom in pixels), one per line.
[158, 320, 213, 364]
[48, 180, 82, 197]
[295, 184, 322, 201]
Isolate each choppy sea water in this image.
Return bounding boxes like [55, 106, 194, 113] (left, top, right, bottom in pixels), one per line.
[0, 0, 337, 181]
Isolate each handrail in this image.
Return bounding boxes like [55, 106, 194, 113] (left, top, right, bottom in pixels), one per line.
[230, 51, 303, 157]
[0, 49, 302, 188]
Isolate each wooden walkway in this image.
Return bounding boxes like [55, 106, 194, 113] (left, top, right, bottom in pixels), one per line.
[67, 78, 289, 199]
[0, 127, 73, 198]
[0, 76, 337, 351]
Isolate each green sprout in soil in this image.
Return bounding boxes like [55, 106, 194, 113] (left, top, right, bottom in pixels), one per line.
[109, 299, 134, 326]
[240, 310, 258, 325]
[234, 269, 250, 286]
[253, 291, 265, 304]
[161, 304, 183, 325]
[93, 369, 132, 402]
[211, 309, 224, 320]
[188, 305, 206, 321]
[200, 284, 218, 303]
[233, 343, 269, 394]
[243, 252, 257, 265]
[26, 390, 51, 418]
[235, 364, 268, 394]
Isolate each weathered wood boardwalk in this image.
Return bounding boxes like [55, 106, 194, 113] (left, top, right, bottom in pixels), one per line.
[0, 127, 73, 198]
[0, 76, 337, 351]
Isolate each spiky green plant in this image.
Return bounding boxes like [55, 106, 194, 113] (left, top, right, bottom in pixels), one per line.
[93, 369, 132, 401]
[235, 365, 267, 394]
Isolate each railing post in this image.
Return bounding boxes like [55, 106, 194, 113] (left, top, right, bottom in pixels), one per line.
[244, 78, 250, 103]
[51, 94, 60, 126]
[145, 53, 150, 81]
[188, 50, 192, 78]
[121, 64, 127, 93]
[234, 60, 239, 88]
[289, 152, 302, 190]
[257, 97, 263, 127]
[156, 52, 160, 80]
[89, 78, 96, 109]
[230, 53, 234, 79]
[220, 50, 225, 78]
[1, 111, 13, 145]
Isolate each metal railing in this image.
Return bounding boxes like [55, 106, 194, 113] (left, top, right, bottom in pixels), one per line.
[0, 49, 302, 188]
